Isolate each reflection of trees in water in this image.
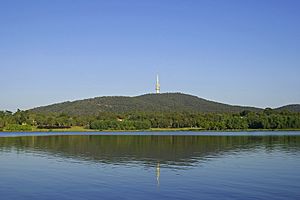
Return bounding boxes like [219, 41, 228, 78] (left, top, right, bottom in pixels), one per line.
[0, 135, 300, 167]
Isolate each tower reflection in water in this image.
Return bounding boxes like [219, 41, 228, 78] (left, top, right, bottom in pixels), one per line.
[156, 162, 160, 186]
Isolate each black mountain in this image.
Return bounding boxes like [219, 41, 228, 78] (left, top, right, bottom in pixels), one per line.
[30, 93, 264, 115]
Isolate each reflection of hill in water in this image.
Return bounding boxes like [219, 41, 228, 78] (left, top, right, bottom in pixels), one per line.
[1, 135, 300, 167]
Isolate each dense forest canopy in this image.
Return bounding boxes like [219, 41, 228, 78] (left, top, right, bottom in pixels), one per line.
[1, 109, 300, 131]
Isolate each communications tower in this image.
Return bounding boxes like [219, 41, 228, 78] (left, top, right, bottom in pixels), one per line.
[155, 74, 160, 94]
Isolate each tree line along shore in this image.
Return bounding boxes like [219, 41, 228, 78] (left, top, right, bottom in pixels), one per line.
[1, 108, 300, 132]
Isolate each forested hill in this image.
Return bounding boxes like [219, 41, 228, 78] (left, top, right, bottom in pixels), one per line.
[275, 104, 300, 113]
[30, 93, 262, 115]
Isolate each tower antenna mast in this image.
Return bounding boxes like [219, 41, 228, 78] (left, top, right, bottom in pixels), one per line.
[155, 74, 160, 94]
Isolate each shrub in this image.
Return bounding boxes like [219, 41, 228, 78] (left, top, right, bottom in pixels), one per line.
[4, 124, 32, 131]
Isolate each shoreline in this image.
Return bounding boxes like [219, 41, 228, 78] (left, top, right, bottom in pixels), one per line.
[1, 126, 300, 133]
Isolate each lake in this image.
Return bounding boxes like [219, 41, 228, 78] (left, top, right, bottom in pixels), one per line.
[0, 132, 300, 200]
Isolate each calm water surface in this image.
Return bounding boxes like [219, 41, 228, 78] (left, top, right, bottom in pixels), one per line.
[0, 132, 300, 200]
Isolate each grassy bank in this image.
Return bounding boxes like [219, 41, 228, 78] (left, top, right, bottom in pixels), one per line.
[1, 126, 94, 132]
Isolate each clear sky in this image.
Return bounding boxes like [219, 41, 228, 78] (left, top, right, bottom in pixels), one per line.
[1, 0, 300, 111]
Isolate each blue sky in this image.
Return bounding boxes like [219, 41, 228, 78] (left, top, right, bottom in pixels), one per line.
[1, 0, 300, 111]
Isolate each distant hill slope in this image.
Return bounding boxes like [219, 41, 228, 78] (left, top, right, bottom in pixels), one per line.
[275, 104, 300, 112]
[29, 93, 263, 115]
